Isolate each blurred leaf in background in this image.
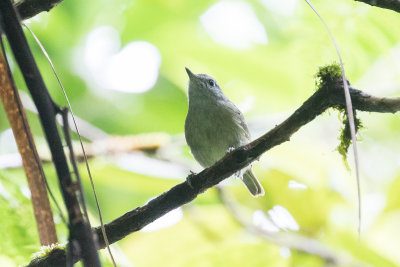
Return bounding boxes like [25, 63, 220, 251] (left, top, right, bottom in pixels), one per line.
[0, 0, 399, 266]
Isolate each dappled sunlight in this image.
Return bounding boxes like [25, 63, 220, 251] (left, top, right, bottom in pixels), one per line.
[268, 205, 300, 232]
[236, 95, 255, 114]
[279, 247, 291, 259]
[0, 129, 21, 169]
[0, 180, 12, 201]
[362, 193, 386, 230]
[288, 180, 308, 190]
[105, 42, 161, 93]
[83, 26, 120, 76]
[260, 0, 298, 17]
[141, 208, 183, 232]
[356, 44, 400, 95]
[200, 1, 268, 49]
[0, 154, 21, 169]
[79, 26, 161, 93]
[252, 210, 280, 232]
[0, 129, 17, 154]
[116, 152, 188, 179]
[2, 0, 400, 266]
[19, 186, 31, 199]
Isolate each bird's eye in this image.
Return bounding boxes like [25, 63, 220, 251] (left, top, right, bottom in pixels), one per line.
[208, 79, 215, 87]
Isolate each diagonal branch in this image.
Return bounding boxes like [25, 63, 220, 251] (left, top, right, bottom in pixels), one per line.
[0, 0, 100, 265]
[11, 0, 400, 22]
[0, 45, 57, 246]
[13, 0, 400, 22]
[15, 0, 63, 20]
[26, 77, 400, 266]
[92, 84, 400, 250]
[354, 0, 400, 13]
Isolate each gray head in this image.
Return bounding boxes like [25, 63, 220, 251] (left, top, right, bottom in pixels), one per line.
[185, 67, 225, 99]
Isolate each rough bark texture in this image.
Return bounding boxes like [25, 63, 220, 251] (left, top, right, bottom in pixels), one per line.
[355, 0, 400, 13]
[0, 0, 101, 266]
[26, 80, 400, 267]
[15, 0, 63, 20]
[0, 52, 57, 245]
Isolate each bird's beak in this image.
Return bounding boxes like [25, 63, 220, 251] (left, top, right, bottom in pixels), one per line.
[185, 67, 196, 80]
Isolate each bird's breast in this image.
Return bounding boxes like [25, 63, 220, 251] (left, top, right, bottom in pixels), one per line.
[185, 102, 246, 167]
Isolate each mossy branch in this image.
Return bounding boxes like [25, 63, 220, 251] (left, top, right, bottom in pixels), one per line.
[26, 64, 400, 266]
[315, 64, 364, 165]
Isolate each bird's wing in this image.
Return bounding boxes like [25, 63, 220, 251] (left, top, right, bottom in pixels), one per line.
[225, 101, 251, 141]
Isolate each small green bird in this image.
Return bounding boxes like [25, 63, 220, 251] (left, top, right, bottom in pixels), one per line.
[184, 67, 264, 197]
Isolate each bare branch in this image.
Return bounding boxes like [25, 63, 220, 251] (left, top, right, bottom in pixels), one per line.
[0, 0, 101, 265]
[15, 0, 63, 20]
[354, 0, 400, 13]
[0, 133, 172, 169]
[26, 79, 400, 266]
[0, 47, 57, 245]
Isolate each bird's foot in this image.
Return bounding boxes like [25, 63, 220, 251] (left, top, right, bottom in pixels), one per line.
[234, 169, 245, 178]
[226, 146, 235, 153]
[186, 171, 196, 189]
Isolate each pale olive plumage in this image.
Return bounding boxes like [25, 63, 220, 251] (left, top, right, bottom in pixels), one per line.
[184, 67, 264, 197]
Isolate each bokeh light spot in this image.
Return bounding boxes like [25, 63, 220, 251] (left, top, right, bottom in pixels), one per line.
[200, 1, 268, 49]
[81, 26, 161, 94]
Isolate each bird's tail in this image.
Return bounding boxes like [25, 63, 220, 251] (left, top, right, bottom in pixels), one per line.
[242, 169, 265, 197]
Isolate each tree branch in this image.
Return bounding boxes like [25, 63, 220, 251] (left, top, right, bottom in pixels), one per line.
[15, 0, 63, 20]
[12, 0, 400, 22]
[11, 0, 400, 23]
[26, 78, 400, 266]
[0, 0, 100, 265]
[0, 47, 57, 246]
[0, 133, 172, 169]
[354, 0, 400, 13]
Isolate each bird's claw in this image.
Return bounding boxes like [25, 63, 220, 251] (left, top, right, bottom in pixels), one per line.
[186, 171, 196, 189]
[226, 146, 235, 153]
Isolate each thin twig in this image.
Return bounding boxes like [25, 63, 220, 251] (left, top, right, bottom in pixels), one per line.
[0, 1, 101, 266]
[25, 24, 116, 266]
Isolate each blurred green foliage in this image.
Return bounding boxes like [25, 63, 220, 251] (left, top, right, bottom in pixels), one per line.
[0, 0, 400, 266]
